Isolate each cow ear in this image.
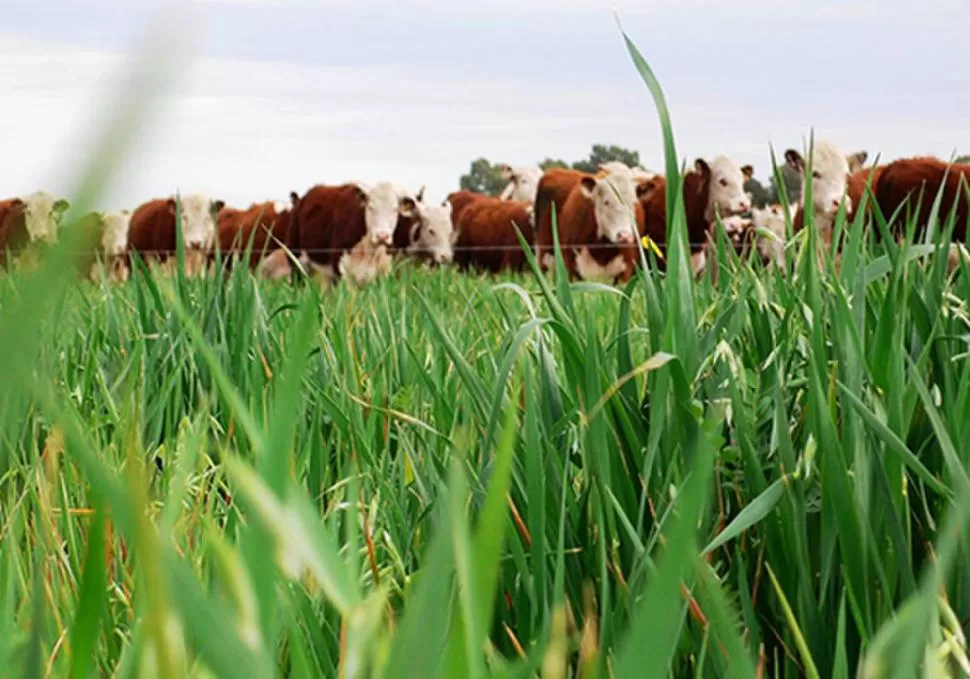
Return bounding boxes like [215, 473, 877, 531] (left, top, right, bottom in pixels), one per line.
[847, 150, 868, 172]
[741, 164, 754, 178]
[408, 221, 421, 245]
[693, 158, 711, 178]
[289, 190, 300, 206]
[353, 184, 370, 205]
[636, 178, 659, 200]
[497, 164, 513, 179]
[580, 176, 597, 197]
[53, 199, 71, 214]
[167, 198, 178, 215]
[784, 149, 805, 174]
[212, 199, 226, 213]
[399, 196, 417, 217]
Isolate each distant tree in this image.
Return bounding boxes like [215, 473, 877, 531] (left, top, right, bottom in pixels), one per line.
[766, 164, 803, 205]
[571, 144, 641, 173]
[539, 158, 570, 171]
[459, 158, 508, 196]
[744, 177, 770, 209]
[956, 155, 970, 164]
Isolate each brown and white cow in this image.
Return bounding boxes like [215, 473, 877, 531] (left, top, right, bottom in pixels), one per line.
[874, 156, 969, 243]
[217, 192, 298, 270]
[535, 163, 648, 283]
[0, 191, 71, 268]
[784, 141, 857, 249]
[127, 192, 224, 277]
[638, 156, 751, 275]
[86, 210, 133, 283]
[498, 165, 542, 203]
[534, 163, 647, 273]
[403, 197, 458, 266]
[446, 190, 535, 273]
[287, 181, 417, 286]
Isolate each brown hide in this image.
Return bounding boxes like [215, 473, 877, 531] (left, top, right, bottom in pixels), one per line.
[447, 192, 534, 273]
[217, 199, 294, 269]
[0, 199, 27, 268]
[875, 157, 969, 241]
[286, 184, 370, 273]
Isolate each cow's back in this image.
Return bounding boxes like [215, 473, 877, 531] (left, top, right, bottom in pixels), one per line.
[128, 199, 175, 260]
[451, 195, 534, 272]
[219, 201, 288, 268]
[290, 184, 367, 267]
[876, 158, 969, 241]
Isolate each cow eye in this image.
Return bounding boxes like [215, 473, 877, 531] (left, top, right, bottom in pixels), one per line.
[428, 228, 436, 237]
[719, 178, 728, 187]
[812, 171, 821, 179]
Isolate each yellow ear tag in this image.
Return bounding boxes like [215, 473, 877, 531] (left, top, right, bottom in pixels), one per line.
[641, 235, 665, 260]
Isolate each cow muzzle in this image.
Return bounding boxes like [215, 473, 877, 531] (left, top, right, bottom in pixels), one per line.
[614, 231, 635, 245]
[372, 232, 393, 247]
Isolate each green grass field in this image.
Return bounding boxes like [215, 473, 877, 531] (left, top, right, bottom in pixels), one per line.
[2, 28, 970, 679]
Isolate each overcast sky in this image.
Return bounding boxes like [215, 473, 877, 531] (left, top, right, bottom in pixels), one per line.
[2, 0, 968, 210]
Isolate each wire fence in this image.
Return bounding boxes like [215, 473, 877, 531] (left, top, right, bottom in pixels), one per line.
[37, 239, 745, 257]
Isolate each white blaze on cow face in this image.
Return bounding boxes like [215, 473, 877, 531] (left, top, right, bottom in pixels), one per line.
[579, 167, 638, 245]
[101, 210, 132, 256]
[785, 140, 852, 221]
[21, 191, 70, 244]
[698, 157, 751, 221]
[499, 165, 542, 203]
[412, 201, 456, 264]
[174, 192, 221, 250]
[357, 181, 414, 246]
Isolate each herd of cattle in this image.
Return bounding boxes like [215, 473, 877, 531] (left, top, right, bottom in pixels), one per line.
[0, 141, 967, 287]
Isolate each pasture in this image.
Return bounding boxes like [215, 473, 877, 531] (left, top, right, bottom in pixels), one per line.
[2, 29, 970, 679]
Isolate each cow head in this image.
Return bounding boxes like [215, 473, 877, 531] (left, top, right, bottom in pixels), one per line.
[750, 204, 789, 267]
[168, 192, 221, 250]
[696, 156, 751, 221]
[101, 209, 132, 257]
[579, 166, 639, 245]
[498, 165, 542, 203]
[355, 181, 413, 247]
[785, 140, 852, 219]
[21, 191, 70, 244]
[410, 200, 456, 264]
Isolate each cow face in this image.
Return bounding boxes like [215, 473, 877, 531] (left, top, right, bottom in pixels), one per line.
[579, 168, 638, 245]
[22, 191, 70, 244]
[412, 201, 456, 264]
[751, 204, 788, 267]
[357, 181, 412, 247]
[697, 156, 751, 221]
[499, 165, 542, 203]
[169, 192, 221, 250]
[100, 210, 132, 257]
[785, 140, 852, 219]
